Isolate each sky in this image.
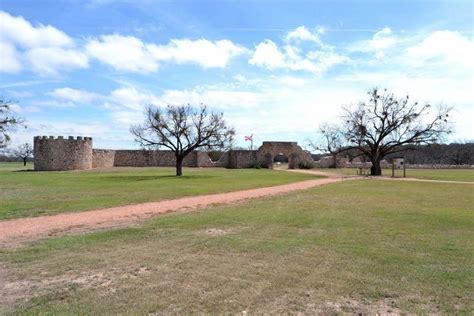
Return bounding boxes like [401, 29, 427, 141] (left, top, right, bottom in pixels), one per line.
[1, 0, 473, 150]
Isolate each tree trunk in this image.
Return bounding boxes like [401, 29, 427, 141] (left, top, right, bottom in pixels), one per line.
[176, 157, 183, 176]
[23, 158, 27, 166]
[330, 154, 337, 168]
[370, 159, 382, 176]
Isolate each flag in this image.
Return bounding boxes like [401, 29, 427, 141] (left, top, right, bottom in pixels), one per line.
[245, 135, 253, 141]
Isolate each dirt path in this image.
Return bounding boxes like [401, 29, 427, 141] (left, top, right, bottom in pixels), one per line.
[280, 169, 348, 178]
[0, 176, 346, 248]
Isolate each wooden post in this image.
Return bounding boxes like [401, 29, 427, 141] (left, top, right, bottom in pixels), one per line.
[392, 161, 395, 177]
[403, 161, 406, 178]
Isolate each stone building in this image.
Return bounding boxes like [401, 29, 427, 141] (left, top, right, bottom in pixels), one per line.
[33, 136, 315, 171]
[34, 136, 93, 171]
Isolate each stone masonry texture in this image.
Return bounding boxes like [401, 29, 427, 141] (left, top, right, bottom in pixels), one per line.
[33, 136, 315, 171]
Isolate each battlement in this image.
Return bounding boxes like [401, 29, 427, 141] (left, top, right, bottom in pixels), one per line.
[261, 141, 297, 146]
[34, 135, 93, 171]
[34, 136, 93, 141]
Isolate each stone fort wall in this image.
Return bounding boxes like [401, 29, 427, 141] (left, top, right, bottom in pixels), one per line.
[34, 136, 93, 171]
[92, 150, 219, 168]
[34, 136, 315, 171]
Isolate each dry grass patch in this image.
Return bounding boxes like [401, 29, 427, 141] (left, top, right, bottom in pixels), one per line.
[1, 180, 472, 314]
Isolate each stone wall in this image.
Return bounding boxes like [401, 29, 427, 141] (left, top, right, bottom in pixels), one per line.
[113, 150, 199, 167]
[196, 151, 215, 167]
[34, 136, 318, 171]
[92, 149, 116, 169]
[213, 151, 230, 167]
[90, 149, 218, 168]
[228, 150, 258, 168]
[34, 136, 93, 171]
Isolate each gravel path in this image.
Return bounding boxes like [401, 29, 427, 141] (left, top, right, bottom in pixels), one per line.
[0, 176, 344, 247]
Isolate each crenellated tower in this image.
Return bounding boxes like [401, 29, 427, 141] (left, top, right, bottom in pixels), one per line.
[33, 136, 93, 171]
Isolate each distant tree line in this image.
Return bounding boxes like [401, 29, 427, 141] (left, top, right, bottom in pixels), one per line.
[386, 142, 474, 165]
[311, 142, 473, 165]
[0, 154, 34, 163]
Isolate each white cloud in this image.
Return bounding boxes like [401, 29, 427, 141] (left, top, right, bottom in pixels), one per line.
[306, 50, 349, 72]
[285, 26, 322, 44]
[0, 42, 22, 73]
[86, 35, 247, 73]
[148, 39, 248, 68]
[1, 11, 247, 76]
[44, 86, 160, 111]
[249, 40, 347, 73]
[249, 40, 286, 69]
[0, 11, 73, 48]
[405, 30, 474, 69]
[249, 26, 348, 73]
[104, 87, 161, 126]
[109, 86, 160, 110]
[0, 11, 87, 75]
[49, 87, 98, 103]
[86, 34, 158, 73]
[348, 27, 398, 59]
[25, 47, 88, 75]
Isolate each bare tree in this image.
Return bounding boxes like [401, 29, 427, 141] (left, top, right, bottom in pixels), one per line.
[308, 123, 344, 168]
[342, 88, 451, 175]
[1, 98, 25, 149]
[131, 105, 235, 176]
[14, 143, 33, 166]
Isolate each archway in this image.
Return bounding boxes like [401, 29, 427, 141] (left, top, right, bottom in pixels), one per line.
[273, 153, 289, 169]
[257, 141, 314, 169]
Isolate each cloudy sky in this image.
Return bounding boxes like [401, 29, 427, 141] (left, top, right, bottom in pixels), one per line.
[1, 0, 473, 149]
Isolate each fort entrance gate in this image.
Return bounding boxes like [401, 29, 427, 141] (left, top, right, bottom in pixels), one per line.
[256, 141, 313, 169]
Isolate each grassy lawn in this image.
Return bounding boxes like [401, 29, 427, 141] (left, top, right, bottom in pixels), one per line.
[403, 168, 474, 181]
[316, 167, 474, 182]
[1, 180, 472, 314]
[0, 163, 316, 220]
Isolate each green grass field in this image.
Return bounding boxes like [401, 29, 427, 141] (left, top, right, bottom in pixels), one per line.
[316, 167, 474, 182]
[0, 163, 316, 220]
[1, 179, 472, 314]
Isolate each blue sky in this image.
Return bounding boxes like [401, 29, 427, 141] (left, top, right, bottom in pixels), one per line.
[1, 0, 473, 150]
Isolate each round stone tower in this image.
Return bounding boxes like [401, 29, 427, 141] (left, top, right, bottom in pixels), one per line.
[34, 136, 93, 171]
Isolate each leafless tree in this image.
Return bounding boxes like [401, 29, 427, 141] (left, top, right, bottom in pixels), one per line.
[131, 105, 235, 176]
[308, 123, 344, 168]
[342, 88, 452, 175]
[1, 98, 25, 149]
[448, 140, 473, 165]
[14, 143, 33, 166]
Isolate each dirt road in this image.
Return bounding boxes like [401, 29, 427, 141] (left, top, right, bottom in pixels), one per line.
[0, 176, 345, 247]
